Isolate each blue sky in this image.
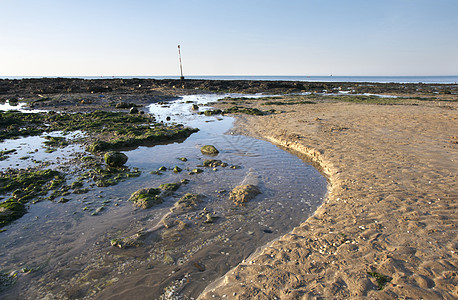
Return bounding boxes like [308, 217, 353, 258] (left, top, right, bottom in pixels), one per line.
[1, 0, 457, 76]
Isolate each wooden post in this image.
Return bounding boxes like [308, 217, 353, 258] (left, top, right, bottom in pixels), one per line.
[178, 45, 184, 87]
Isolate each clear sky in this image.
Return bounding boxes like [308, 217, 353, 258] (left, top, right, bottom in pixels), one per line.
[1, 0, 457, 76]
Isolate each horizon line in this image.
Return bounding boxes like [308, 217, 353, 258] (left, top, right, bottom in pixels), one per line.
[1, 74, 457, 78]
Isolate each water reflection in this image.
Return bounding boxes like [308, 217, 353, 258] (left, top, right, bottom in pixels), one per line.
[0, 94, 327, 299]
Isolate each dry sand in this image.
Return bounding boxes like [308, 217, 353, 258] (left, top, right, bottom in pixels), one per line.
[200, 98, 457, 299]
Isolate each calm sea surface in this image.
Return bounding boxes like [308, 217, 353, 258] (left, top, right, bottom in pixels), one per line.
[1, 75, 457, 83]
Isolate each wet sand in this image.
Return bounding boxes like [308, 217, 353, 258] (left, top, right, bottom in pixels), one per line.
[201, 99, 458, 298]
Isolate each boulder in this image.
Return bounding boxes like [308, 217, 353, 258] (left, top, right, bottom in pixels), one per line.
[200, 145, 219, 155]
[104, 151, 128, 167]
[229, 184, 261, 206]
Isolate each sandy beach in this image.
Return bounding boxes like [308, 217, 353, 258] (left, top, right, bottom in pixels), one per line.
[200, 97, 457, 299]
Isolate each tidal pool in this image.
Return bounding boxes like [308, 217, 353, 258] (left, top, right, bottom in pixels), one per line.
[0, 94, 327, 299]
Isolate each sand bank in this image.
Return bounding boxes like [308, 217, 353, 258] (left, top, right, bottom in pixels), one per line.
[200, 99, 457, 299]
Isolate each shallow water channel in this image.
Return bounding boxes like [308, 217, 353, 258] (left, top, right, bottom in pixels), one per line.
[0, 94, 327, 299]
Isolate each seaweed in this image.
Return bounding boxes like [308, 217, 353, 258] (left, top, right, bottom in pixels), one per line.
[0, 111, 198, 146]
[367, 272, 392, 290]
[223, 106, 269, 116]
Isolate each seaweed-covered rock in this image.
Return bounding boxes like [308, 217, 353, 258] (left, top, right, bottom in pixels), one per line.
[128, 188, 162, 209]
[104, 151, 128, 167]
[203, 159, 226, 168]
[200, 145, 219, 155]
[0, 200, 26, 228]
[171, 193, 202, 212]
[159, 182, 181, 192]
[191, 104, 199, 110]
[87, 141, 111, 152]
[129, 107, 139, 114]
[229, 184, 261, 206]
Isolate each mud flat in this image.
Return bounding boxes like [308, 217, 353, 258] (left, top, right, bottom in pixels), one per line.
[200, 94, 458, 299]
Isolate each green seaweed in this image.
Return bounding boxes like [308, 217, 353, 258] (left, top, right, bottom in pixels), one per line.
[159, 183, 181, 192]
[0, 200, 26, 228]
[0, 111, 198, 147]
[367, 272, 392, 290]
[223, 106, 272, 116]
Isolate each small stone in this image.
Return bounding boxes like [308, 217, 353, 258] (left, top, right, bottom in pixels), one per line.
[192, 168, 203, 174]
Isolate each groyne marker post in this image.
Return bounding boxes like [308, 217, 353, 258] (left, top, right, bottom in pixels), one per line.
[178, 45, 184, 87]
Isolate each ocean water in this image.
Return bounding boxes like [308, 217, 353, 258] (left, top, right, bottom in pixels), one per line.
[1, 75, 457, 83]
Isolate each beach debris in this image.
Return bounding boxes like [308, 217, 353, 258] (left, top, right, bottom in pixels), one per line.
[200, 145, 219, 155]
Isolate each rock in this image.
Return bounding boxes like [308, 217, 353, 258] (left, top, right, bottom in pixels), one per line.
[104, 151, 128, 167]
[86, 141, 111, 152]
[178, 157, 188, 162]
[159, 182, 181, 192]
[191, 168, 203, 174]
[0, 200, 26, 228]
[200, 145, 219, 155]
[203, 159, 223, 167]
[229, 184, 261, 206]
[129, 107, 139, 114]
[128, 188, 162, 209]
[204, 213, 215, 223]
[191, 104, 199, 110]
[158, 166, 167, 171]
[173, 166, 182, 173]
[172, 193, 202, 212]
[115, 102, 136, 109]
[203, 109, 222, 116]
[110, 231, 145, 248]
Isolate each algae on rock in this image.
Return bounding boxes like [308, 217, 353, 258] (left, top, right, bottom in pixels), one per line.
[104, 151, 128, 167]
[129, 188, 162, 209]
[229, 184, 261, 206]
[200, 145, 219, 155]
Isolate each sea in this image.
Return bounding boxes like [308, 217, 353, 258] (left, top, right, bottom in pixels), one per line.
[1, 75, 457, 84]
